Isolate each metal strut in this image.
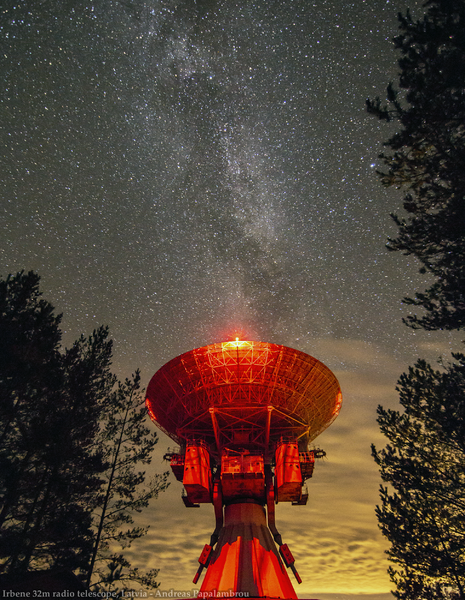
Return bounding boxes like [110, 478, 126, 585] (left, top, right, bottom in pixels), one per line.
[193, 478, 223, 584]
[265, 466, 302, 584]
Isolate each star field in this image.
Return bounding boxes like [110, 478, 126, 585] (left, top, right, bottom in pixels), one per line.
[0, 0, 456, 596]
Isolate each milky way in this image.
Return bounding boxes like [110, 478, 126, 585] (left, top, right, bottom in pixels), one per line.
[1, 0, 455, 596]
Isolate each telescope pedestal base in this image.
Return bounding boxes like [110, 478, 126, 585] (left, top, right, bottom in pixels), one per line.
[199, 502, 297, 600]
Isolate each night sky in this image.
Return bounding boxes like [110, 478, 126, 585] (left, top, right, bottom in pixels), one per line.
[0, 0, 459, 597]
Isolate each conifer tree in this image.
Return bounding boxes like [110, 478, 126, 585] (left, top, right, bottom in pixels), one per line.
[86, 371, 169, 591]
[368, 2, 465, 598]
[373, 356, 465, 600]
[0, 271, 63, 534]
[367, 0, 465, 331]
[0, 271, 114, 573]
[0, 271, 168, 590]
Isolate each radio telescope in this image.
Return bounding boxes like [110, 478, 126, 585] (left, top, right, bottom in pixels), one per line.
[146, 340, 342, 599]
